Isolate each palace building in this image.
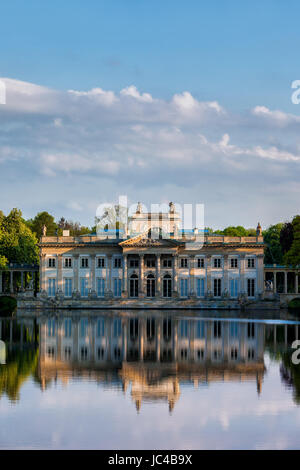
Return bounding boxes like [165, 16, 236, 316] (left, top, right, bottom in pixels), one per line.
[36, 203, 265, 307]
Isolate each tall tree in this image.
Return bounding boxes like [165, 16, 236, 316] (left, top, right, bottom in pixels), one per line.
[284, 215, 300, 268]
[0, 209, 39, 264]
[280, 222, 294, 255]
[27, 211, 57, 239]
[263, 223, 283, 264]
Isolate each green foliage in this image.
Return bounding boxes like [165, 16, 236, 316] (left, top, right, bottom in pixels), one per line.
[263, 223, 283, 264]
[26, 211, 57, 239]
[0, 209, 39, 264]
[57, 217, 91, 236]
[0, 347, 39, 402]
[288, 298, 300, 309]
[0, 296, 17, 316]
[213, 226, 256, 237]
[280, 222, 294, 254]
[284, 215, 300, 268]
[3, 210, 38, 263]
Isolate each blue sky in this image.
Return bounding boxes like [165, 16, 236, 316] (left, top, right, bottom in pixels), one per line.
[0, 1, 300, 228]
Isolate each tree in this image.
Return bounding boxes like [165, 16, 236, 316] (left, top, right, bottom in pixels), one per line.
[280, 222, 294, 255]
[263, 223, 283, 264]
[0, 208, 39, 264]
[284, 215, 300, 268]
[57, 217, 91, 236]
[27, 211, 57, 239]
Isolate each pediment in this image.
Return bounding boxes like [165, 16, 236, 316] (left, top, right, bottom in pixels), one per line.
[119, 229, 180, 248]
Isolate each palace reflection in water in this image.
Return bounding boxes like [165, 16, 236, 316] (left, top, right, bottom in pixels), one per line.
[1, 311, 299, 413]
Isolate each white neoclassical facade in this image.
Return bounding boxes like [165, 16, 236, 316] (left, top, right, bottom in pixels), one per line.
[37, 204, 265, 305]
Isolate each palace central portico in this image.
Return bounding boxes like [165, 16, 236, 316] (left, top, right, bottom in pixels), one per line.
[21, 203, 267, 310]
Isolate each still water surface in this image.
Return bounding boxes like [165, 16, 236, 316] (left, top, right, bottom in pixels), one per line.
[0, 309, 300, 450]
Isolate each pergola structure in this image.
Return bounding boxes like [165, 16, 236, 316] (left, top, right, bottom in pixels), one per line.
[0, 263, 39, 295]
[264, 264, 299, 294]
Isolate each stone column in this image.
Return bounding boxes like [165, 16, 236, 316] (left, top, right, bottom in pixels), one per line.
[172, 254, 178, 295]
[123, 254, 128, 295]
[189, 255, 195, 296]
[139, 318, 144, 361]
[256, 255, 264, 295]
[10, 271, 13, 294]
[139, 254, 144, 297]
[156, 318, 161, 361]
[284, 272, 288, 294]
[206, 255, 212, 295]
[156, 254, 161, 296]
[273, 271, 277, 293]
[73, 255, 79, 293]
[57, 255, 63, 293]
[295, 273, 298, 294]
[91, 254, 96, 293]
[223, 255, 229, 295]
[240, 255, 246, 294]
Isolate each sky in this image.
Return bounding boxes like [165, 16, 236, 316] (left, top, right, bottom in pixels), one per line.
[0, 0, 300, 229]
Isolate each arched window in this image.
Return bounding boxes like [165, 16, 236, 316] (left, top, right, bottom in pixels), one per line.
[146, 273, 155, 297]
[129, 274, 139, 298]
[163, 274, 172, 298]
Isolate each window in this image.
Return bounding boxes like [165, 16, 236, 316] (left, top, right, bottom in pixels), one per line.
[80, 318, 88, 337]
[48, 278, 56, 297]
[163, 274, 172, 297]
[180, 258, 188, 268]
[64, 318, 72, 337]
[80, 346, 88, 361]
[163, 318, 172, 340]
[230, 322, 239, 338]
[247, 278, 255, 297]
[64, 278, 72, 297]
[81, 257, 89, 268]
[163, 259, 172, 268]
[247, 322, 255, 338]
[64, 257, 72, 268]
[146, 318, 156, 340]
[196, 321, 205, 339]
[114, 278, 122, 297]
[180, 278, 188, 297]
[247, 258, 255, 269]
[97, 278, 105, 297]
[213, 278, 222, 297]
[64, 347, 72, 360]
[97, 258, 105, 268]
[129, 318, 139, 340]
[213, 258, 221, 268]
[146, 258, 156, 268]
[129, 274, 139, 298]
[97, 347, 105, 360]
[129, 259, 139, 268]
[48, 258, 56, 268]
[47, 319, 56, 337]
[96, 318, 105, 337]
[248, 348, 255, 360]
[114, 258, 122, 268]
[231, 348, 238, 360]
[113, 318, 122, 337]
[197, 258, 204, 268]
[80, 278, 89, 297]
[196, 278, 205, 297]
[230, 279, 238, 298]
[230, 258, 238, 268]
[213, 321, 222, 338]
[146, 274, 155, 297]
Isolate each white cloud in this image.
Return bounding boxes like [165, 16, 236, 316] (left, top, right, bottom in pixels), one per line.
[1, 77, 300, 227]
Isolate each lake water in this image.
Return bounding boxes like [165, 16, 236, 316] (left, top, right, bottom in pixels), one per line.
[0, 309, 300, 450]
